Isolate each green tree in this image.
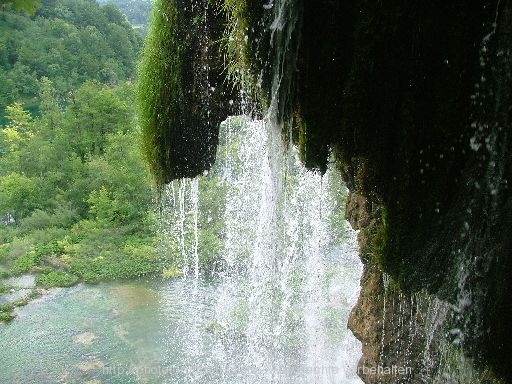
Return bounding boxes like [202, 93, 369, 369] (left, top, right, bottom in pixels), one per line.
[3, 102, 33, 133]
[0, 102, 34, 173]
[86, 186, 119, 224]
[38, 77, 61, 132]
[63, 81, 131, 159]
[0, 0, 141, 115]
[0, 172, 39, 222]
[1, 0, 40, 14]
[86, 130, 152, 224]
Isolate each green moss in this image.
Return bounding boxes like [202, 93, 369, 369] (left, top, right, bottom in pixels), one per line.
[137, 0, 231, 184]
[371, 216, 387, 268]
[439, 346, 506, 384]
[137, 0, 183, 184]
[358, 206, 389, 271]
[221, 0, 267, 109]
[221, 0, 249, 87]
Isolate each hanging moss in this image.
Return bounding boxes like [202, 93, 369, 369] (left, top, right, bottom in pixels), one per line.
[137, 0, 235, 184]
[221, 0, 259, 102]
[137, 0, 181, 184]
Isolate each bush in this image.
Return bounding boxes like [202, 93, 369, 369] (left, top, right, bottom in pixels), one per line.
[20, 209, 52, 230]
[10, 250, 40, 274]
[3, 237, 32, 266]
[66, 226, 159, 282]
[0, 224, 18, 244]
[20, 207, 78, 230]
[0, 269, 10, 278]
[36, 270, 79, 288]
[0, 283, 13, 294]
[0, 309, 15, 323]
[0, 245, 10, 264]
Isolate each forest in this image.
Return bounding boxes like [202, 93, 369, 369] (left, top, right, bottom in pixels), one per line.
[0, 0, 156, 321]
[0, 0, 256, 323]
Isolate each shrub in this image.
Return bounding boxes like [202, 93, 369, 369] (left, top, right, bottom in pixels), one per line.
[11, 250, 40, 274]
[36, 270, 79, 288]
[0, 309, 15, 323]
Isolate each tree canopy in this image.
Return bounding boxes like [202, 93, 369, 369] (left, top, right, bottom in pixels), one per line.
[0, 0, 142, 117]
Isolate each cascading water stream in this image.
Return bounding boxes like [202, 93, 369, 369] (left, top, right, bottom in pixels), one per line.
[157, 114, 363, 383]
[158, 178, 200, 278]
[156, 1, 363, 382]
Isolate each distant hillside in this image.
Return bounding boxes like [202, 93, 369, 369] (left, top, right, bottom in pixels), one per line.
[96, 0, 151, 36]
[0, 0, 142, 111]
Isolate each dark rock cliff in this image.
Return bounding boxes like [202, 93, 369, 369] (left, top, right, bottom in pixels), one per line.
[138, 0, 512, 382]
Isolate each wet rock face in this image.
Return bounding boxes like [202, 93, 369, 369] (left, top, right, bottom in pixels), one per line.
[346, 190, 510, 384]
[250, 0, 511, 381]
[137, 0, 237, 183]
[316, 1, 511, 381]
[141, 0, 512, 381]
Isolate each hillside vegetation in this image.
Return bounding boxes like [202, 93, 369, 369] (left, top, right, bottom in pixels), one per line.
[0, 0, 142, 115]
[0, 0, 155, 322]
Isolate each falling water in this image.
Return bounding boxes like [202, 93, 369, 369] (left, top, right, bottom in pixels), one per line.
[158, 178, 200, 278]
[157, 114, 363, 384]
[157, 0, 363, 382]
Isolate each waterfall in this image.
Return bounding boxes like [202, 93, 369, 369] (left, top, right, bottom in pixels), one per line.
[158, 114, 363, 383]
[153, 0, 512, 380]
[157, 1, 363, 382]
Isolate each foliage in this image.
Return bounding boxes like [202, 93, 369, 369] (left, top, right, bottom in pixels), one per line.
[35, 269, 79, 288]
[0, 79, 158, 288]
[0, 0, 40, 14]
[20, 207, 78, 231]
[0, 0, 142, 114]
[97, 0, 152, 36]
[0, 173, 39, 223]
[0, 0, 161, 326]
[0, 308, 15, 322]
[0, 283, 12, 295]
[10, 250, 41, 274]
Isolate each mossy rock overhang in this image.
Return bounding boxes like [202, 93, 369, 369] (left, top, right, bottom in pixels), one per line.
[137, 0, 237, 183]
[138, 0, 512, 380]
